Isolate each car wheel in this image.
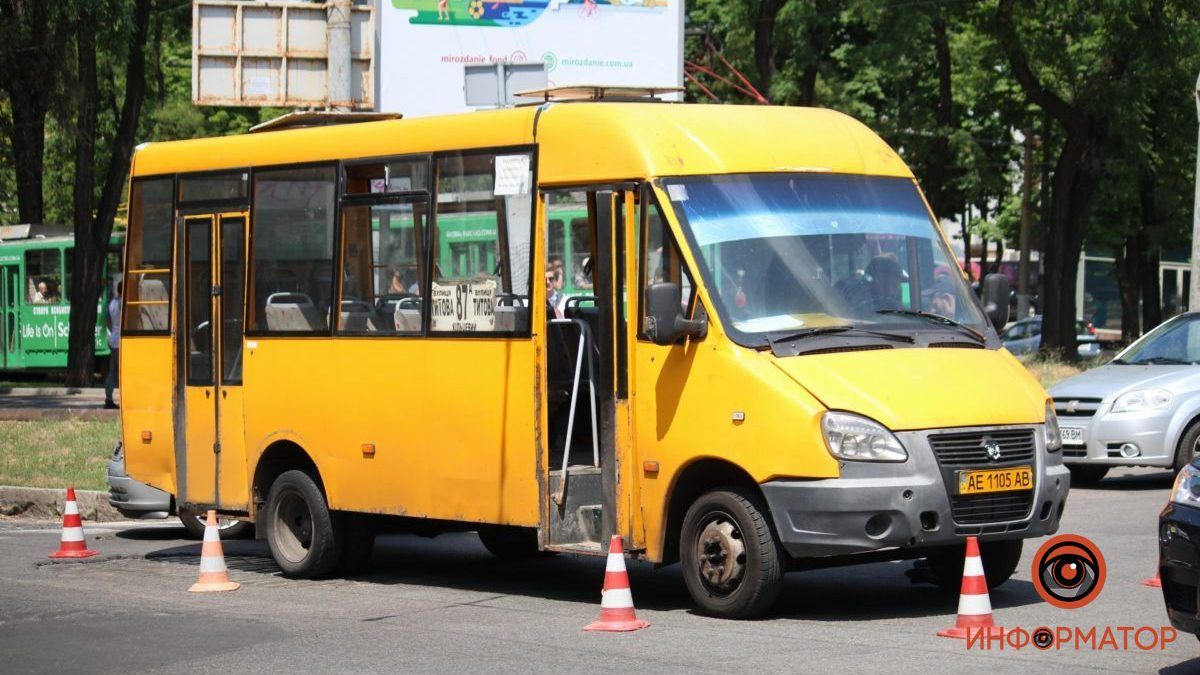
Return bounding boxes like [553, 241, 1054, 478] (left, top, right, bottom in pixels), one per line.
[926, 539, 1023, 590]
[178, 508, 253, 540]
[1173, 423, 1200, 474]
[264, 470, 343, 579]
[1068, 465, 1110, 487]
[680, 487, 785, 619]
[477, 526, 543, 558]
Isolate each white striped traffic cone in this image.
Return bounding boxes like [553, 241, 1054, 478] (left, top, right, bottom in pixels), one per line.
[187, 510, 240, 593]
[584, 535, 649, 632]
[49, 487, 99, 559]
[937, 536, 1003, 639]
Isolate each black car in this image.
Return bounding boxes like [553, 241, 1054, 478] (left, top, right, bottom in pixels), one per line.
[1159, 459, 1200, 636]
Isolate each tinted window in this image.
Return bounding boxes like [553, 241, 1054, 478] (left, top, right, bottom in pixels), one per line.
[123, 177, 174, 332]
[25, 249, 62, 304]
[249, 165, 337, 333]
[179, 171, 248, 203]
[338, 201, 428, 334]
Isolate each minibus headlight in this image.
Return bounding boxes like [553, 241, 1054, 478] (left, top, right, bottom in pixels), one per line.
[821, 412, 907, 463]
[1172, 463, 1200, 507]
[1044, 402, 1062, 452]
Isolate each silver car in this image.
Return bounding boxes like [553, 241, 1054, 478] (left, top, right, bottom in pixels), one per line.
[1001, 316, 1102, 359]
[1048, 312, 1200, 484]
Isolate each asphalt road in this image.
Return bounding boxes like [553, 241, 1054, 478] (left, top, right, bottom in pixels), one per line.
[1, 468, 1197, 674]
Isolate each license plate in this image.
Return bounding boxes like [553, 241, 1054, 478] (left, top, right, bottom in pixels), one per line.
[1060, 427, 1086, 445]
[957, 467, 1034, 495]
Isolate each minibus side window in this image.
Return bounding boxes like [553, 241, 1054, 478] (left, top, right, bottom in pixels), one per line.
[337, 201, 428, 334]
[123, 177, 174, 333]
[429, 150, 533, 334]
[248, 165, 337, 334]
[638, 202, 695, 338]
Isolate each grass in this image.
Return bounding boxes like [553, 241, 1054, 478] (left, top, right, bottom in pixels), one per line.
[1017, 352, 1100, 389]
[0, 419, 119, 491]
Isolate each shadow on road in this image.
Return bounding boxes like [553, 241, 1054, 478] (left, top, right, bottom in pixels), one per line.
[115, 525, 190, 541]
[1160, 656, 1200, 674]
[138, 531, 1043, 621]
[1085, 471, 1174, 492]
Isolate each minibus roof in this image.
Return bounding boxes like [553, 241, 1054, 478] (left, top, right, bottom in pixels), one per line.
[130, 103, 913, 183]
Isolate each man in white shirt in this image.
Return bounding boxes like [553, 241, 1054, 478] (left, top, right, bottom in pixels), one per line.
[105, 282, 122, 409]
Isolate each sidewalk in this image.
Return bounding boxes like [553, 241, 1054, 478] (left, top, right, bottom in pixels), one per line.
[0, 388, 119, 421]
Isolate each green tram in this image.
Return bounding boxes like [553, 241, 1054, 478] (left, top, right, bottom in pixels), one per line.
[0, 224, 123, 371]
[370, 205, 593, 297]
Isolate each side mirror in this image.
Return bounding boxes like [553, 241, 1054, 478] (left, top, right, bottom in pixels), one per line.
[982, 273, 1010, 333]
[645, 282, 705, 346]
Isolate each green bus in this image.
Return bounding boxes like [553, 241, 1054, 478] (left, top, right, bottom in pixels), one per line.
[0, 224, 124, 371]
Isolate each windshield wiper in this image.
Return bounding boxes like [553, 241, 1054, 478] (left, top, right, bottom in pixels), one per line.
[874, 309, 987, 344]
[1133, 356, 1193, 365]
[766, 325, 915, 349]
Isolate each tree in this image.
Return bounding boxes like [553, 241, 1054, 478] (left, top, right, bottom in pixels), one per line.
[993, 0, 1142, 359]
[65, 0, 152, 386]
[0, 2, 67, 223]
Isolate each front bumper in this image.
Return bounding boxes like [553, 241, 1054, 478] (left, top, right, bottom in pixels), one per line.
[1058, 408, 1174, 468]
[762, 425, 1070, 558]
[1160, 502, 1200, 635]
[106, 447, 171, 519]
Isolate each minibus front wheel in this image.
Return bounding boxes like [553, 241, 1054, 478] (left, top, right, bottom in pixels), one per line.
[264, 469, 343, 578]
[680, 487, 785, 619]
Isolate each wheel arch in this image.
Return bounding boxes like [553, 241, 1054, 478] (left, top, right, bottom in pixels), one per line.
[250, 439, 327, 518]
[658, 457, 766, 566]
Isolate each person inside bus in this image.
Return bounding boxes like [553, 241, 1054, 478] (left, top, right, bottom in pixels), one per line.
[848, 254, 905, 316]
[43, 280, 61, 304]
[546, 269, 564, 319]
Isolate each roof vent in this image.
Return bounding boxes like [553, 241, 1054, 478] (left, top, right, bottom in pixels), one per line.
[514, 85, 682, 104]
[249, 111, 402, 134]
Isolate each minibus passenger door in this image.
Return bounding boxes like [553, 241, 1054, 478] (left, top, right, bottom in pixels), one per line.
[181, 215, 218, 506]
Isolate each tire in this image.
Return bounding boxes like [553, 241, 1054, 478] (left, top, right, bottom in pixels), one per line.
[178, 508, 254, 540]
[264, 469, 344, 578]
[926, 538, 1024, 590]
[477, 526, 542, 558]
[1173, 422, 1200, 474]
[337, 514, 376, 575]
[1068, 465, 1110, 487]
[679, 487, 785, 619]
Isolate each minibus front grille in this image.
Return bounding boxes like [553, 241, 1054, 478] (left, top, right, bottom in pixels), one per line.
[948, 492, 1034, 524]
[927, 428, 1037, 467]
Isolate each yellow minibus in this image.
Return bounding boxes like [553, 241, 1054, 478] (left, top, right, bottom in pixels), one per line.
[119, 95, 1068, 618]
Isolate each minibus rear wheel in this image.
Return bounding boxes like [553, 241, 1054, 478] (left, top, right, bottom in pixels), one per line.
[925, 538, 1023, 590]
[680, 487, 785, 619]
[264, 469, 343, 578]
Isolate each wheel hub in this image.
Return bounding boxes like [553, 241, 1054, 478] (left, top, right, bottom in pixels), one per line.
[696, 519, 746, 593]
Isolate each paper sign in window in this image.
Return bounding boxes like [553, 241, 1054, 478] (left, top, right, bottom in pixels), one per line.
[430, 279, 498, 332]
[494, 155, 531, 196]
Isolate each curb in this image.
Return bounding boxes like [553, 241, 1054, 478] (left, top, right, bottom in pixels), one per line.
[0, 485, 123, 522]
[0, 387, 104, 396]
[0, 409, 119, 421]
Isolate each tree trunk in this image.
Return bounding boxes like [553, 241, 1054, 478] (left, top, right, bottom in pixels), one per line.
[1139, 172, 1162, 332]
[0, 1, 61, 224]
[1114, 236, 1141, 342]
[753, 0, 785, 97]
[922, 12, 954, 217]
[65, 0, 152, 387]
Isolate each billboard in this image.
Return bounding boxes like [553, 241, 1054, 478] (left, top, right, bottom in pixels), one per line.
[379, 0, 684, 117]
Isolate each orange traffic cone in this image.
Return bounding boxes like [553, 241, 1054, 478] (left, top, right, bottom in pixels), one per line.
[938, 537, 1004, 639]
[49, 487, 99, 559]
[187, 510, 240, 593]
[1143, 571, 1162, 588]
[584, 535, 649, 632]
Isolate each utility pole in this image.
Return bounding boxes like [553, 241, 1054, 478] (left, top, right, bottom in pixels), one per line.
[327, 0, 353, 110]
[1017, 128, 1034, 319]
[1190, 71, 1200, 311]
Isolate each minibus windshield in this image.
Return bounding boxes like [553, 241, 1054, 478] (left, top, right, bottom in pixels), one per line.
[662, 173, 988, 349]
